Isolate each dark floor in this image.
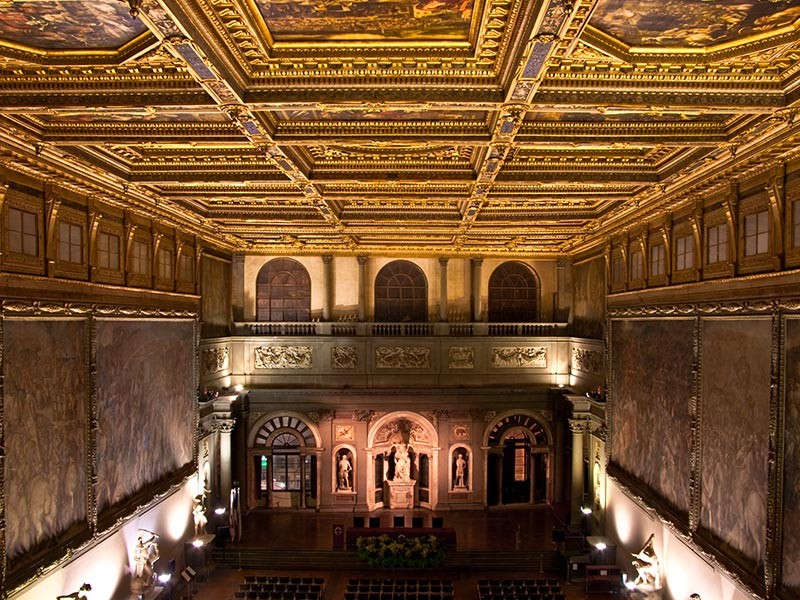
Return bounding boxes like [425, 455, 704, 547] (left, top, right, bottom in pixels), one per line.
[184, 506, 590, 600]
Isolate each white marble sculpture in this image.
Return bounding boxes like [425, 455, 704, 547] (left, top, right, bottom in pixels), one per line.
[454, 453, 467, 488]
[338, 451, 353, 490]
[394, 443, 411, 482]
[192, 494, 207, 537]
[130, 530, 159, 597]
[632, 533, 661, 589]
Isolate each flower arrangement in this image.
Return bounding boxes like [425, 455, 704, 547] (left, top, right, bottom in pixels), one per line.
[355, 534, 446, 569]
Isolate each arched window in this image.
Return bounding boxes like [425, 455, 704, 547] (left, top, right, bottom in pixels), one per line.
[488, 261, 539, 322]
[256, 258, 311, 322]
[374, 260, 427, 322]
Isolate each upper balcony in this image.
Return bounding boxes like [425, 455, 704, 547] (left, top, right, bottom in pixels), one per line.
[233, 321, 568, 337]
[202, 321, 603, 393]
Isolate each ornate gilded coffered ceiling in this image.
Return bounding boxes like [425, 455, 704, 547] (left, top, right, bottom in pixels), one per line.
[1, 0, 800, 256]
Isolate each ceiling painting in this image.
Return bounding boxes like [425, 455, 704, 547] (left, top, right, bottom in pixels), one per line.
[277, 108, 487, 122]
[590, 0, 800, 48]
[524, 111, 731, 123]
[0, 1, 148, 50]
[252, 0, 475, 41]
[32, 109, 231, 124]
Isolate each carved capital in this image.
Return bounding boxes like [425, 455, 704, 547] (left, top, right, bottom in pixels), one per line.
[213, 417, 236, 434]
[568, 419, 588, 434]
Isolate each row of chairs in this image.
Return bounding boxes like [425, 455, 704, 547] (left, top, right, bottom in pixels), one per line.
[345, 578, 454, 600]
[244, 576, 325, 585]
[353, 516, 444, 528]
[235, 593, 319, 600]
[477, 579, 564, 600]
[236, 576, 325, 600]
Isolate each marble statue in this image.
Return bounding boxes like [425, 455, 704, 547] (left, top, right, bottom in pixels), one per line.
[394, 443, 411, 482]
[632, 533, 661, 589]
[192, 494, 207, 537]
[338, 451, 353, 490]
[454, 453, 467, 488]
[131, 530, 159, 597]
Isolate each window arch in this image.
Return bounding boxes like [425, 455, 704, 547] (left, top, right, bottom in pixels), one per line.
[487, 261, 539, 322]
[256, 258, 311, 322]
[374, 260, 428, 322]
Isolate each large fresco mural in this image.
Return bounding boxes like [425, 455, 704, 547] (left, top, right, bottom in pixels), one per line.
[254, 0, 475, 41]
[611, 319, 693, 514]
[782, 318, 800, 592]
[95, 320, 194, 514]
[4, 319, 86, 560]
[572, 256, 605, 339]
[0, 1, 148, 50]
[591, 0, 800, 48]
[700, 318, 770, 566]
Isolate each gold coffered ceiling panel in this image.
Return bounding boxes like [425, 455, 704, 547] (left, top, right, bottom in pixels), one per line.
[1, 0, 800, 256]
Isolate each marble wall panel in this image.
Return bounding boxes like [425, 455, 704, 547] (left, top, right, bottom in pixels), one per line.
[700, 318, 771, 566]
[610, 318, 693, 513]
[95, 320, 194, 513]
[4, 319, 86, 559]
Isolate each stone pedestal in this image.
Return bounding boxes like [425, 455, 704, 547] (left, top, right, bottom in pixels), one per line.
[387, 480, 416, 509]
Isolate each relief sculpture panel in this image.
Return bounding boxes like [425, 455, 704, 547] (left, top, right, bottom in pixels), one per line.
[332, 346, 357, 369]
[4, 319, 86, 560]
[571, 347, 602, 375]
[491, 347, 546, 368]
[611, 319, 693, 515]
[255, 345, 313, 369]
[782, 318, 800, 592]
[375, 346, 431, 369]
[202, 346, 229, 375]
[700, 318, 770, 567]
[448, 346, 474, 369]
[95, 320, 194, 513]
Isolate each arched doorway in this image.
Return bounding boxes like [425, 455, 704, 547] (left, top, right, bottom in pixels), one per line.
[256, 258, 311, 322]
[484, 413, 551, 507]
[367, 412, 438, 511]
[374, 260, 428, 322]
[247, 413, 321, 510]
[487, 261, 540, 322]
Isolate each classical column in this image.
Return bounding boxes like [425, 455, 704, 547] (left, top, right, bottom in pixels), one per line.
[214, 418, 236, 503]
[322, 255, 333, 321]
[439, 257, 449, 322]
[569, 419, 587, 528]
[357, 255, 368, 322]
[471, 258, 483, 322]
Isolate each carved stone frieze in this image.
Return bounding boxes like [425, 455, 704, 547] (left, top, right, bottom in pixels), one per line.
[254, 346, 313, 369]
[331, 346, 357, 369]
[571, 347, 602, 375]
[375, 346, 431, 369]
[448, 346, 475, 369]
[202, 346, 229, 375]
[491, 346, 547, 368]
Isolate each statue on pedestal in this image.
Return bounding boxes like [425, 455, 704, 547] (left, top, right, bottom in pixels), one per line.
[393, 443, 411, 482]
[131, 530, 159, 598]
[338, 451, 353, 490]
[454, 452, 467, 488]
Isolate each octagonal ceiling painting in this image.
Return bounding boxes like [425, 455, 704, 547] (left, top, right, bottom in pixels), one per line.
[252, 0, 475, 41]
[591, 0, 800, 47]
[0, 0, 148, 50]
